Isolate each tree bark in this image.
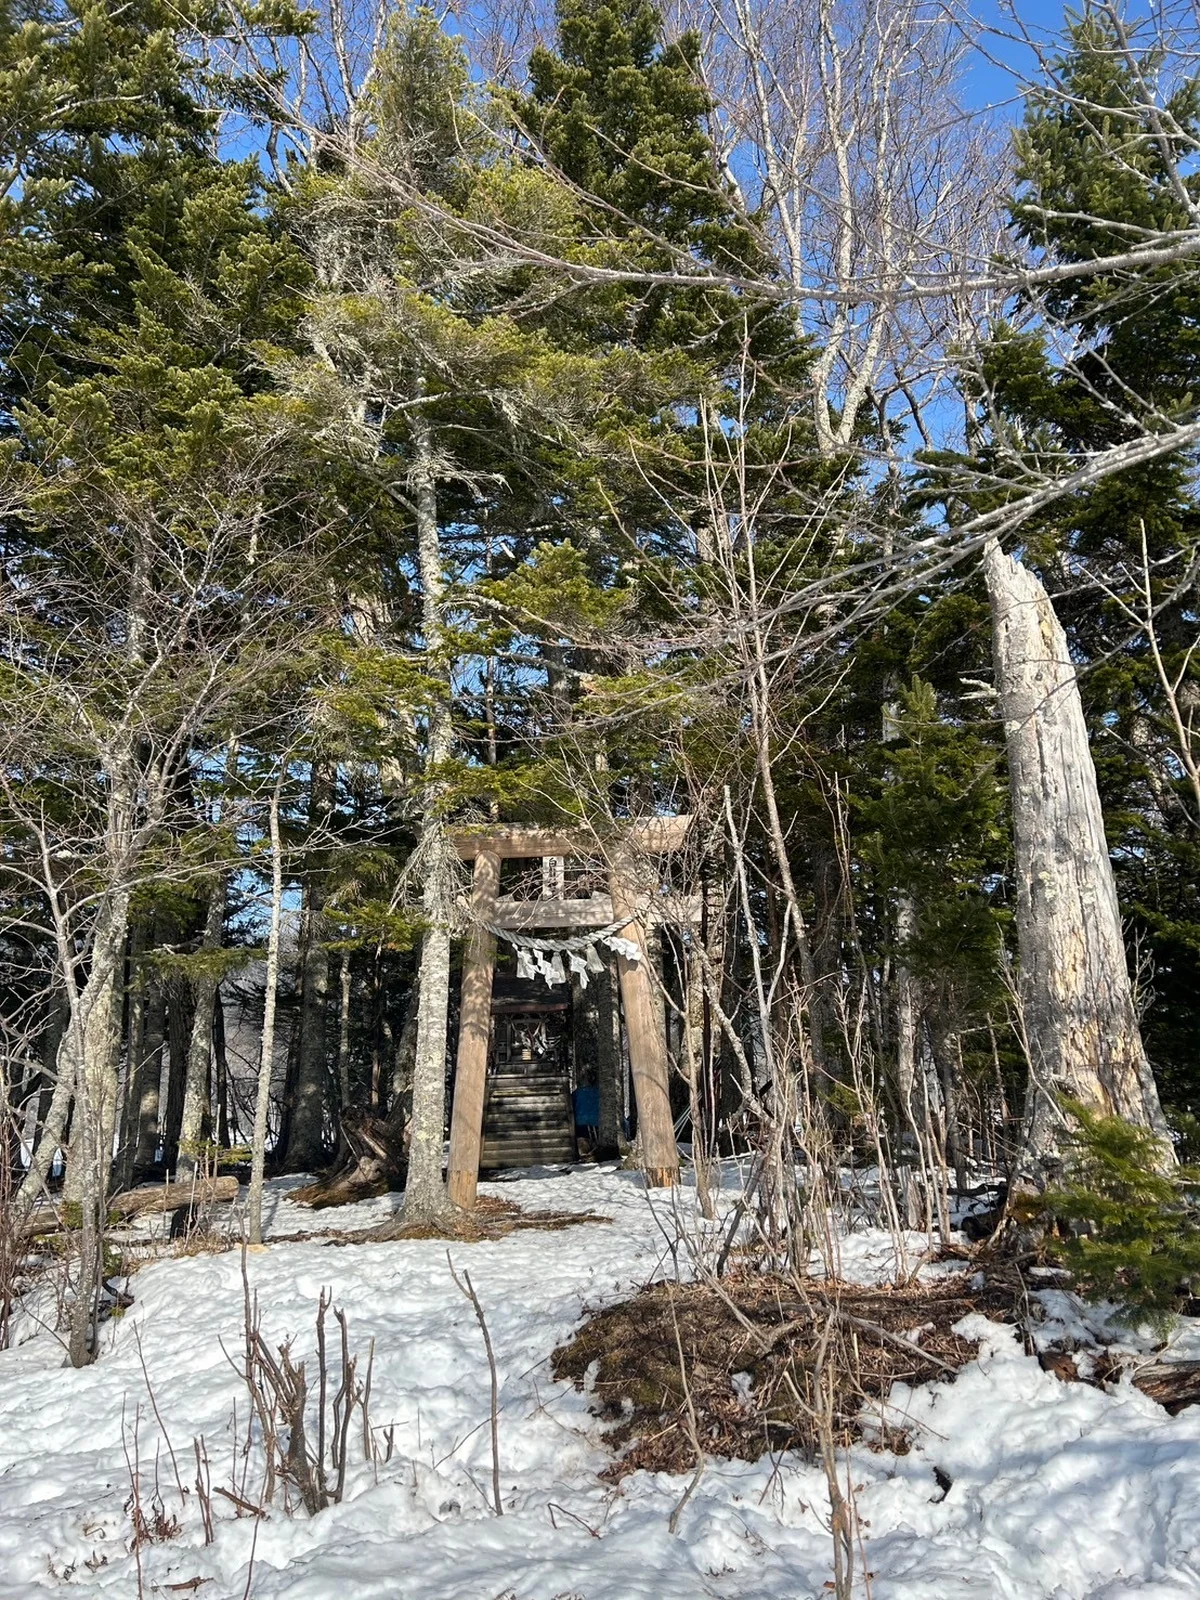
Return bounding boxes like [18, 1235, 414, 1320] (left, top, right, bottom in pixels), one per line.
[401, 399, 455, 1222]
[60, 880, 131, 1365]
[446, 850, 500, 1210]
[608, 855, 679, 1187]
[984, 539, 1173, 1182]
[249, 782, 285, 1246]
[594, 954, 623, 1156]
[285, 759, 333, 1172]
[176, 881, 226, 1179]
[160, 973, 193, 1175]
[336, 948, 353, 1111]
[894, 892, 919, 1123]
[132, 968, 166, 1175]
[61, 885, 129, 1200]
[213, 988, 233, 1147]
[114, 922, 145, 1188]
[18, 993, 70, 1210]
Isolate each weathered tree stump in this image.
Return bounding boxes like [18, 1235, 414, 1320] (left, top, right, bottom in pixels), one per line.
[291, 1106, 409, 1209]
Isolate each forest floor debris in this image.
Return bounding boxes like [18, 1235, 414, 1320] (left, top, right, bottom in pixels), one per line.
[551, 1273, 989, 1475]
[364, 1194, 613, 1244]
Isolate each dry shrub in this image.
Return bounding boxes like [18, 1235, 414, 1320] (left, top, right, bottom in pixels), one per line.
[552, 1272, 998, 1477]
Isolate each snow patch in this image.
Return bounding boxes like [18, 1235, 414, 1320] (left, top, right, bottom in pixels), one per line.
[3, 1167, 1200, 1598]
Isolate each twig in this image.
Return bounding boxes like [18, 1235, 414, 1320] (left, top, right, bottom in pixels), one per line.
[239, 1512, 260, 1600]
[213, 1486, 267, 1518]
[362, 1338, 376, 1464]
[121, 1399, 145, 1600]
[547, 1501, 600, 1538]
[666, 1291, 705, 1536]
[715, 1158, 764, 1277]
[193, 1437, 214, 1545]
[447, 1252, 503, 1515]
[819, 1305, 959, 1377]
[133, 1324, 189, 1507]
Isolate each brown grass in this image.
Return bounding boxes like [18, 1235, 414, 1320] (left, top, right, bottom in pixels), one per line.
[363, 1196, 611, 1244]
[552, 1271, 1003, 1477]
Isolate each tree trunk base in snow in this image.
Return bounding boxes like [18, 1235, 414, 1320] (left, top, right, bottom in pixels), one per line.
[642, 1166, 677, 1189]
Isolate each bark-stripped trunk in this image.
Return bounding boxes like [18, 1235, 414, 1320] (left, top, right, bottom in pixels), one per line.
[894, 892, 919, 1124]
[401, 400, 455, 1222]
[984, 539, 1173, 1182]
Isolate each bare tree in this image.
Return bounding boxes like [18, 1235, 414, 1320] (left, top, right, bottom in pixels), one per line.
[675, 0, 1006, 451]
[0, 427, 337, 1357]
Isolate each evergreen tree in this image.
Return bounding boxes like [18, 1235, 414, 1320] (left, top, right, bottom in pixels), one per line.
[0, 0, 331, 1355]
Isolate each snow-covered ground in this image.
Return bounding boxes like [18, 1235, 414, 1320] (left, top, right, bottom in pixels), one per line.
[3, 1165, 1200, 1599]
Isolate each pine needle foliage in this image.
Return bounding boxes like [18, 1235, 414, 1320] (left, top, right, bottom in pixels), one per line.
[1043, 1101, 1200, 1330]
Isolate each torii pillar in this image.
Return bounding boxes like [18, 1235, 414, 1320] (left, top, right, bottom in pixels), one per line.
[607, 851, 679, 1189]
[446, 849, 501, 1209]
[446, 820, 686, 1208]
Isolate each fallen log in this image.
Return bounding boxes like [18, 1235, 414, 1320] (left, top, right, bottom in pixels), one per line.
[1132, 1360, 1200, 1415]
[20, 1211, 67, 1239]
[19, 1175, 240, 1239]
[109, 1175, 240, 1219]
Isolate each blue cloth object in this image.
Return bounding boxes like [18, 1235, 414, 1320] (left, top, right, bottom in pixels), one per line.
[572, 1085, 600, 1130]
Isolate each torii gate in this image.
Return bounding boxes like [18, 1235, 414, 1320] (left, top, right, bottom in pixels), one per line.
[445, 817, 693, 1207]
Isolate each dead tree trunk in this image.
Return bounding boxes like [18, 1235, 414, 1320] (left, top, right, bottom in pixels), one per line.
[984, 539, 1173, 1183]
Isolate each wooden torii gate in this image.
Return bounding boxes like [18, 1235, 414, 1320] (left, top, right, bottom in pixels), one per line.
[445, 817, 693, 1208]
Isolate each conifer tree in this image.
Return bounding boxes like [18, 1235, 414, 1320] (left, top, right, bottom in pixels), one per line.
[0, 0, 322, 1355]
